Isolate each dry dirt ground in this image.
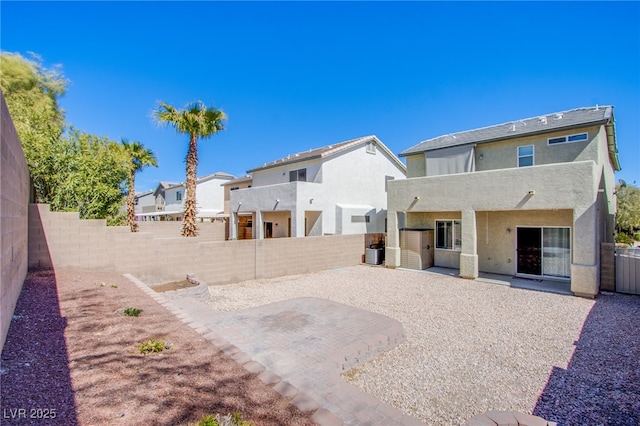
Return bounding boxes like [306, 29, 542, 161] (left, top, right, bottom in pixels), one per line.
[0, 269, 316, 426]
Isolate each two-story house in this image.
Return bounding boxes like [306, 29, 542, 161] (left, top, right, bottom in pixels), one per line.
[386, 106, 620, 297]
[162, 172, 235, 221]
[229, 135, 406, 239]
[134, 181, 178, 221]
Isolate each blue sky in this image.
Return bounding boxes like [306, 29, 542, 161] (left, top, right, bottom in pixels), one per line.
[2, 1, 639, 192]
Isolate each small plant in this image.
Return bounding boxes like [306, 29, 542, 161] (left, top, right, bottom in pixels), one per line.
[99, 282, 118, 288]
[123, 307, 142, 317]
[138, 338, 168, 355]
[196, 413, 253, 426]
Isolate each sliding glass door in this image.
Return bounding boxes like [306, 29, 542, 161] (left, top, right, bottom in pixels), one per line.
[517, 227, 571, 279]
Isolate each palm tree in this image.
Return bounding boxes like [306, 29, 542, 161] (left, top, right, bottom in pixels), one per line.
[154, 101, 226, 237]
[122, 139, 158, 232]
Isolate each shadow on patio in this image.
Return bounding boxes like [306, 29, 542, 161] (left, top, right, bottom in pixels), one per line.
[0, 270, 79, 425]
[532, 293, 640, 425]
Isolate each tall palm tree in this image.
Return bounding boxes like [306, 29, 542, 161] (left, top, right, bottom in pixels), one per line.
[122, 139, 158, 232]
[154, 101, 226, 237]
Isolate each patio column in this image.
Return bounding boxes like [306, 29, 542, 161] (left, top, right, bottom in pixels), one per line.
[291, 208, 305, 237]
[459, 209, 478, 279]
[229, 212, 238, 240]
[385, 210, 402, 268]
[571, 204, 598, 297]
[255, 210, 264, 239]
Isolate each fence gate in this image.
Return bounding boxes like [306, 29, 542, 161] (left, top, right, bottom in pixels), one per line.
[616, 248, 640, 295]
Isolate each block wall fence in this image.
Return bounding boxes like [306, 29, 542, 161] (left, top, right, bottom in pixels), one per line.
[29, 204, 365, 286]
[0, 91, 30, 352]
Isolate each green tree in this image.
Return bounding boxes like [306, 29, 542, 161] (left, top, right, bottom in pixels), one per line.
[154, 101, 226, 237]
[616, 182, 640, 243]
[121, 139, 158, 232]
[0, 52, 67, 202]
[53, 128, 130, 221]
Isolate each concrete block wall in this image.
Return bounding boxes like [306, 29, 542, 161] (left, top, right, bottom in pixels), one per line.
[0, 91, 30, 352]
[600, 243, 615, 292]
[137, 221, 226, 241]
[29, 204, 365, 286]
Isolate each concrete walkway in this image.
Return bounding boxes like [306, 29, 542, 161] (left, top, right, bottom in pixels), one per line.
[126, 274, 425, 426]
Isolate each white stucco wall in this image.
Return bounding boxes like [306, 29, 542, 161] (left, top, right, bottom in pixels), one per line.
[196, 175, 234, 214]
[135, 192, 155, 214]
[164, 184, 185, 214]
[230, 139, 406, 239]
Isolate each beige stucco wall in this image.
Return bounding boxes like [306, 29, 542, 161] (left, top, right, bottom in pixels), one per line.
[0, 91, 30, 352]
[404, 124, 607, 178]
[387, 160, 604, 296]
[29, 204, 364, 286]
[475, 210, 573, 275]
[406, 211, 461, 269]
[475, 124, 603, 171]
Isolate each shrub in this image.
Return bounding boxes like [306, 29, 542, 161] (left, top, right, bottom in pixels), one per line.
[123, 307, 142, 317]
[196, 413, 253, 426]
[616, 232, 634, 246]
[138, 338, 168, 354]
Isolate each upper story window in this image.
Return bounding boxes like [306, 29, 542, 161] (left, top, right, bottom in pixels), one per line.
[548, 132, 588, 145]
[436, 220, 461, 251]
[366, 141, 376, 154]
[351, 215, 370, 223]
[176, 191, 182, 201]
[289, 168, 307, 182]
[518, 145, 534, 167]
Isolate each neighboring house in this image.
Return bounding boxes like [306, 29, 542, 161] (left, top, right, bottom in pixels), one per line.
[386, 106, 620, 298]
[161, 172, 236, 221]
[222, 175, 253, 239]
[134, 181, 178, 221]
[134, 190, 155, 215]
[229, 135, 406, 240]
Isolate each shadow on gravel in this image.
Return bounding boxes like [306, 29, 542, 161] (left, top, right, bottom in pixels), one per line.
[0, 270, 79, 426]
[533, 293, 640, 426]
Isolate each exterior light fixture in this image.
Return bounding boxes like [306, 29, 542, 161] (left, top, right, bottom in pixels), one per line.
[528, 190, 536, 196]
[414, 196, 420, 201]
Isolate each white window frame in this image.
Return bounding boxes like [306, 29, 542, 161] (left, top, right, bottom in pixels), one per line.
[515, 225, 572, 280]
[176, 191, 182, 201]
[435, 219, 462, 251]
[517, 145, 534, 167]
[547, 132, 588, 146]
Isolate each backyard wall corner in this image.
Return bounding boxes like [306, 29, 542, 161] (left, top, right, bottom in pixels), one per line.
[0, 90, 30, 353]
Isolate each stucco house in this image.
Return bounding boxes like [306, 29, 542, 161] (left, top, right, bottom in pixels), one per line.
[134, 181, 178, 221]
[386, 106, 620, 297]
[229, 135, 406, 239]
[133, 189, 154, 215]
[141, 173, 235, 221]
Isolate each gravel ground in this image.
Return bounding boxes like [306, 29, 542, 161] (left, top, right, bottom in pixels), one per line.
[0, 269, 316, 426]
[206, 265, 640, 426]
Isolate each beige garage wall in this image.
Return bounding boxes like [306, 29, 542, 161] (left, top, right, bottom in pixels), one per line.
[29, 204, 364, 286]
[0, 92, 30, 352]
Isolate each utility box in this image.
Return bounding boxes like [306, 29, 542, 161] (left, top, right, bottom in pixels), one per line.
[400, 229, 434, 270]
[365, 248, 384, 265]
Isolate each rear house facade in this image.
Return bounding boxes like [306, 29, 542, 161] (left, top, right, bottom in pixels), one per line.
[229, 135, 406, 239]
[386, 106, 620, 297]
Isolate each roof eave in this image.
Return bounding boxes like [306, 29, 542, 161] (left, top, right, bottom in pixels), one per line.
[400, 118, 611, 156]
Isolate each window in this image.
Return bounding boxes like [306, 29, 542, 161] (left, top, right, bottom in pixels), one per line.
[366, 141, 376, 154]
[548, 132, 588, 145]
[436, 220, 461, 250]
[289, 168, 307, 182]
[230, 186, 239, 191]
[518, 145, 534, 167]
[351, 215, 370, 223]
[176, 191, 182, 201]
